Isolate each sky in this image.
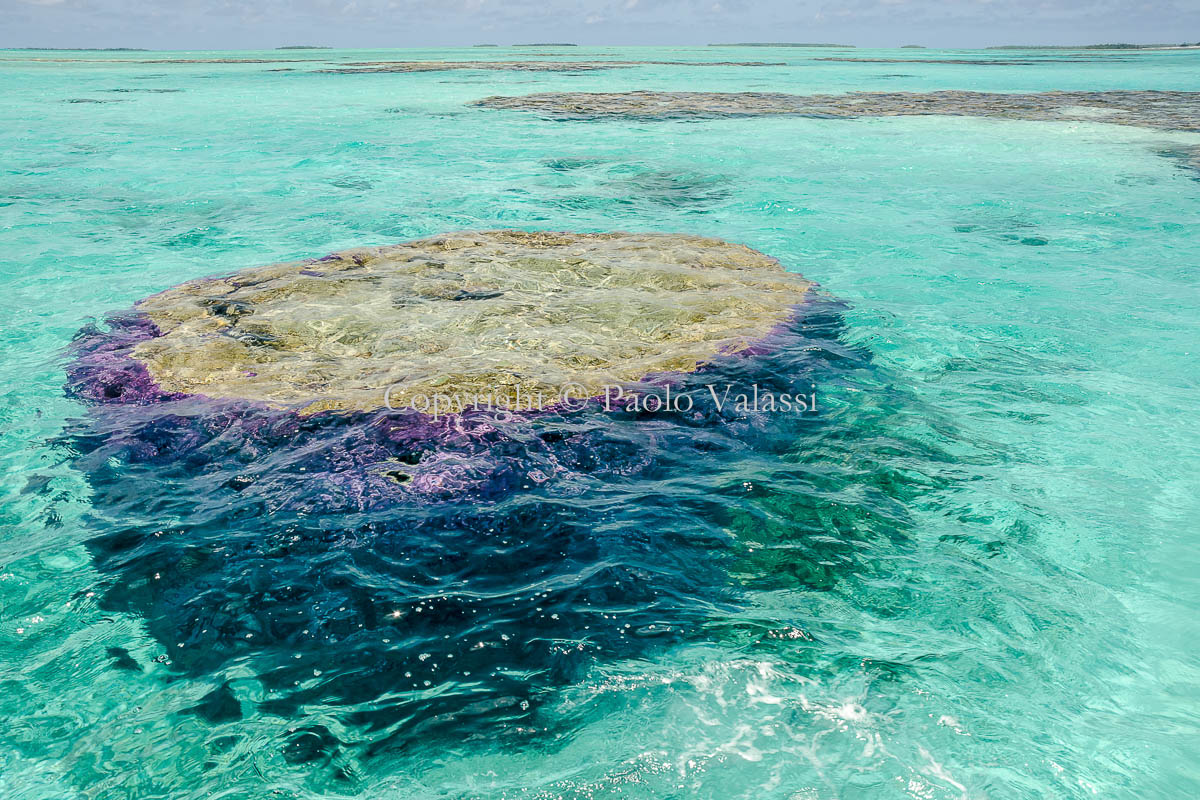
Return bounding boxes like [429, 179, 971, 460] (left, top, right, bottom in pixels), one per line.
[1, 0, 1197, 50]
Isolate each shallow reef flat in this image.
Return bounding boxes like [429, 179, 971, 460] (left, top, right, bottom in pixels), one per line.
[320, 59, 783, 73]
[814, 56, 1133, 64]
[473, 89, 1200, 132]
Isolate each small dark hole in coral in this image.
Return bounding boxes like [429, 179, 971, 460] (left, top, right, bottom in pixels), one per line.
[200, 299, 253, 320]
[231, 330, 282, 346]
[451, 290, 504, 301]
[385, 470, 412, 484]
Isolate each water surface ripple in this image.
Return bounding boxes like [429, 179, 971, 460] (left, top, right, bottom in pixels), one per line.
[0, 45, 1198, 800]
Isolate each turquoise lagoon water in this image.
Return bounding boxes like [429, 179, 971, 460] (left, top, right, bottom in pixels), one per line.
[1, 46, 1199, 798]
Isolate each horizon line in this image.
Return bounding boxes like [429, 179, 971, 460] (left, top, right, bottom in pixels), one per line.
[4, 40, 1200, 53]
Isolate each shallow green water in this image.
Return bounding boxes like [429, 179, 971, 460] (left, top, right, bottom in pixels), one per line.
[1, 46, 1199, 799]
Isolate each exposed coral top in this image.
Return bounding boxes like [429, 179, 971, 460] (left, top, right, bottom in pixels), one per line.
[130, 231, 813, 414]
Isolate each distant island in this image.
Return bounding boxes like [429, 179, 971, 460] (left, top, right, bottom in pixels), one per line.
[709, 42, 855, 48]
[3, 47, 148, 51]
[901, 45, 927, 49]
[988, 42, 1200, 50]
[277, 46, 332, 50]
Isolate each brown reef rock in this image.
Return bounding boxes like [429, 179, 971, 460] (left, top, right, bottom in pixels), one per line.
[472, 89, 1200, 132]
[130, 231, 813, 414]
[320, 59, 783, 73]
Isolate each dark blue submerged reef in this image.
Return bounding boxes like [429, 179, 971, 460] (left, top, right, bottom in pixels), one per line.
[61, 295, 948, 765]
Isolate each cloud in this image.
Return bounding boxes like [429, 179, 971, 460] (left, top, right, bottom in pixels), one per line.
[1, 0, 1197, 48]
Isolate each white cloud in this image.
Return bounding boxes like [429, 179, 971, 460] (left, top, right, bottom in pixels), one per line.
[2, 0, 1197, 48]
